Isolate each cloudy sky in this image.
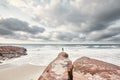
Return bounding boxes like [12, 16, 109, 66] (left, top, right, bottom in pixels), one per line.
[0, 0, 120, 44]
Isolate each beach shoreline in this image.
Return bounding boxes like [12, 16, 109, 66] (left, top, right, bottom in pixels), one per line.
[0, 63, 46, 80]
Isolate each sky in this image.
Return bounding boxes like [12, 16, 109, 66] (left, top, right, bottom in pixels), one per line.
[0, 0, 120, 44]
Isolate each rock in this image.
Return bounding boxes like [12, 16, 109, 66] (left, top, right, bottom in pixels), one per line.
[0, 46, 27, 60]
[38, 52, 72, 80]
[73, 57, 120, 80]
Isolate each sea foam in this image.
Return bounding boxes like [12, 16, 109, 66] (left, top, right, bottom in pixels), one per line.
[1, 44, 120, 66]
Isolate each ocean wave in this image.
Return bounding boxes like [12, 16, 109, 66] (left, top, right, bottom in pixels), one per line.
[0, 44, 120, 66]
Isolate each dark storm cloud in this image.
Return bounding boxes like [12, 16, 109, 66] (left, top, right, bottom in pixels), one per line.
[0, 18, 45, 40]
[88, 31, 119, 41]
[32, 0, 120, 42]
[51, 31, 85, 42]
[70, 0, 120, 32]
[0, 27, 13, 35]
[56, 32, 77, 41]
[89, 0, 120, 32]
[87, 26, 120, 41]
[1, 0, 120, 42]
[0, 18, 45, 34]
[109, 35, 120, 42]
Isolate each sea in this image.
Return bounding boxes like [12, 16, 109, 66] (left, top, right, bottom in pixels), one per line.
[0, 44, 120, 66]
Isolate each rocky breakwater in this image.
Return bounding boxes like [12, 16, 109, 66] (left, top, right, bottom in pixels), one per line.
[73, 57, 120, 80]
[0, 46, 27, 60]
[38, 52, 72, 80]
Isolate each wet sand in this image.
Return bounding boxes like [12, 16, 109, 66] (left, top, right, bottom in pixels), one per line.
[0, 64, 46, 80]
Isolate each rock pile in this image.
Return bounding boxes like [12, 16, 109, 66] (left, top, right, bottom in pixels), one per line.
[73, 57, 120, 80]
[0, 46, 27, 60]
[38, 52, 120, 80]
[38, 52, 72, 80]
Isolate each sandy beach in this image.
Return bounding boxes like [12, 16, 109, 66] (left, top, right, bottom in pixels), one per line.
[0, 64, 46, 80]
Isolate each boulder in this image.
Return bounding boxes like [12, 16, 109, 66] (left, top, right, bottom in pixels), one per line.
[73, 57, 120, 80]
[38, 52, 72, 80]
[0, 46, 27, 60]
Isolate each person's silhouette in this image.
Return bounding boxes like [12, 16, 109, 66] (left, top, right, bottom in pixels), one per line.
[62, 48, 64, 51]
